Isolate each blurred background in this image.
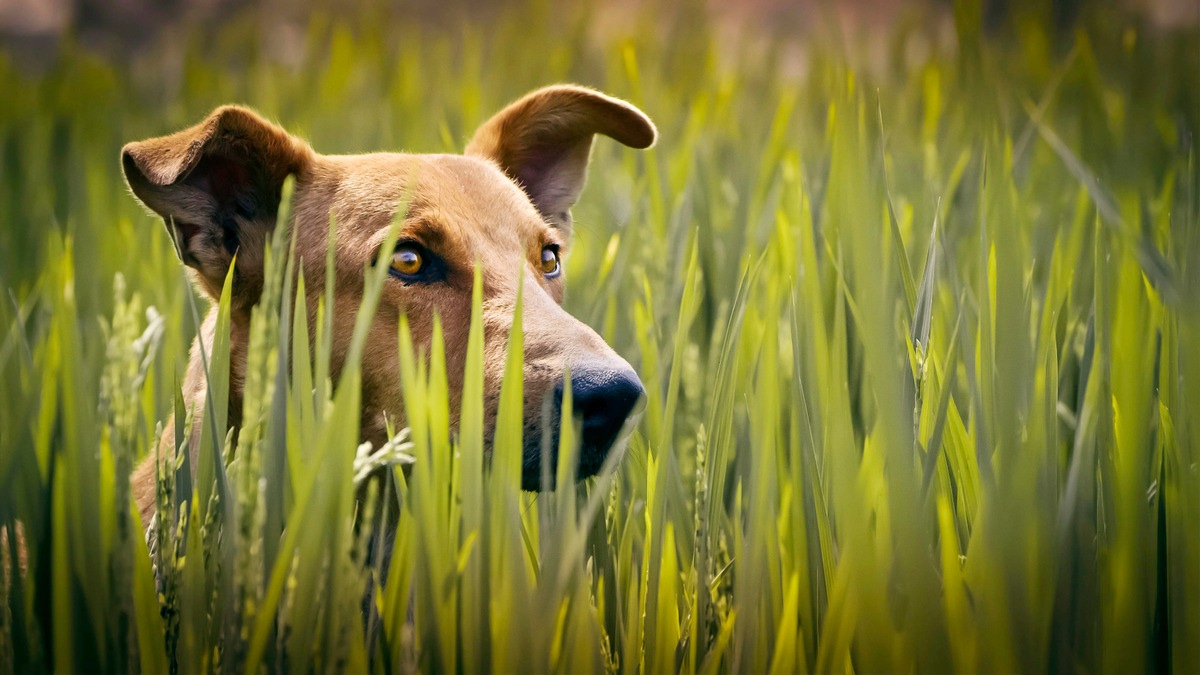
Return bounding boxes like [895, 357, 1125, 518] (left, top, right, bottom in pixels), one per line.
[2, 0, 1198, 673]
[2, 0, 1196, 70]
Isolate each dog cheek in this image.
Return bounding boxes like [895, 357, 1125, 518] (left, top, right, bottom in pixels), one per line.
[360, 323, 405, 423]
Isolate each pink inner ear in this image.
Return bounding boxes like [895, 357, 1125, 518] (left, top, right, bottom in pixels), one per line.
[511, 143, 583, 214]
[187, 155, 252, 206]
[517, 148, 555, 191]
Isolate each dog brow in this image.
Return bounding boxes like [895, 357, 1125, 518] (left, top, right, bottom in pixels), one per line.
[365, 205, 448, 251]
[400, 217, 449, 248]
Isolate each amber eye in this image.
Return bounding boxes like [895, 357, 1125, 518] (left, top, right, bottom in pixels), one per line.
[540, 245, 561, 277]
[391, 247, 424, 277]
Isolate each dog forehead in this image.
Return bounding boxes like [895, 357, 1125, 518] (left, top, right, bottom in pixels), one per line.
[322, 152, 546, 238]
[418, 154, 551, 239]
[295, 151, 556, 283]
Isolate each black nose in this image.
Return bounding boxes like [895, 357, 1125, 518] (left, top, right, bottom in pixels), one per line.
[561, 366, 645, 476]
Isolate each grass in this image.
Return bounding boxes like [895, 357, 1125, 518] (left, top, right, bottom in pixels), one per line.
[2, 0, 1198, 672]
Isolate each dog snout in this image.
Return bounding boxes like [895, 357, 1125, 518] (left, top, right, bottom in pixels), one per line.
[558, 365, 646, 475]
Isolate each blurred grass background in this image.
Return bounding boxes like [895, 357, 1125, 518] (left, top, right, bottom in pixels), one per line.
[1, 0, 1198, 673]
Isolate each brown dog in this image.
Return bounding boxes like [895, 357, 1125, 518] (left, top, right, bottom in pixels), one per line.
[122, 86, 655, 528]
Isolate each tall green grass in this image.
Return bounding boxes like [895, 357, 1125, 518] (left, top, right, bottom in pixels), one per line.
[2, 0, 1198, 672]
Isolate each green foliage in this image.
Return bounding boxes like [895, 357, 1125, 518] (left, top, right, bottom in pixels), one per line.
[2, 1, 1198, 672]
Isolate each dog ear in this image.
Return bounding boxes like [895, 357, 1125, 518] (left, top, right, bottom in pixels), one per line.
[466, 85, 656, 234]
[121, 105, 312, 300]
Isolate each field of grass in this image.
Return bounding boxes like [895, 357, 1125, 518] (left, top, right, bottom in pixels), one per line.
[2, 0, 1198, 673]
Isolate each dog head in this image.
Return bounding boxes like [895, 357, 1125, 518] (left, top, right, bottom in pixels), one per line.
[122, 86, 654, 488]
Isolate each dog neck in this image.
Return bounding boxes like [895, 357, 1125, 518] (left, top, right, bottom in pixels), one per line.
[181, 305, 250, 463]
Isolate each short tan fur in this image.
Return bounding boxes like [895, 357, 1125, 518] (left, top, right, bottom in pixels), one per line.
[121, 85, 656, 529]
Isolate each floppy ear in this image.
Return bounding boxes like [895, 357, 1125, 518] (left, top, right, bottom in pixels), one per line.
[121, 105, 312, 300]
[465, 85, 656, 234]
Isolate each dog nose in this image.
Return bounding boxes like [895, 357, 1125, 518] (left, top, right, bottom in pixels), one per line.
[560, 365, 645, 474]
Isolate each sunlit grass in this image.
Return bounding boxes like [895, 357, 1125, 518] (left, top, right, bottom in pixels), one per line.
[2, 0, 1198, 673]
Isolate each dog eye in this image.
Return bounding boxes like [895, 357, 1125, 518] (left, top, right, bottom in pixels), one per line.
[391, 247, 425, 277]
[540, 245, 561, 278]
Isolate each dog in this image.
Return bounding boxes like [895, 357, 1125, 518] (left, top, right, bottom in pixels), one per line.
[121, 85, 655, 530]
